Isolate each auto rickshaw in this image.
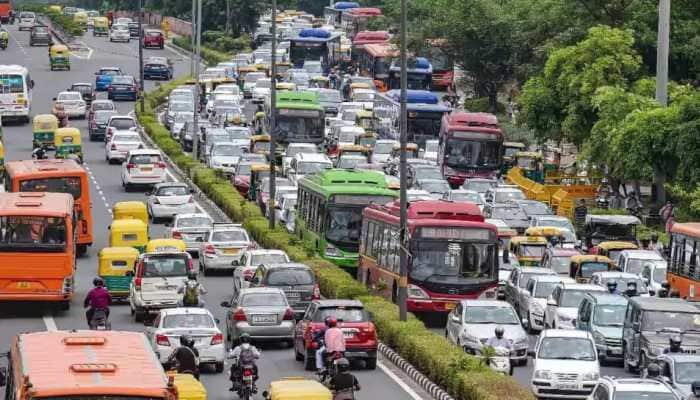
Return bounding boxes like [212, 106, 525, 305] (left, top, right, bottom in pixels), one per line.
[250, 134, 271, 155]
[112, 201, 149, 225]
[525, 226, 566, 247]
[93, 17, 109, 36]
[513, 151, 544, 183]
[248, 164, 279, 201]
[355, 131, 377, 150]
[276, 82, 296, 91]
[509, 236, 549, 267]
[108, 218, 149, 253]
[309, 76, 330, 89]
[54, 127, 82, 163]
[262, 377, 332, 400]
[274, 62, 292, 80]
[98, 246, 140, 299]
[237, 66, 259, 90]
[584, 214, 641, 250]
[49, 44, 71, 71]
[592, 241, 639, 266]
[337, 144, 371, 162]
[48, 5, 63, 13]
[169, 373, 207, 400]
[73, 11, 88, 31]
[355, 110, 376, 133]
[390, 143, 419, 160]
[32, 114, 59, 149]
[569, 255, 615, 283]
[502, 141, 526, 175]
[348, 82, 371, 99]
[146, 238, 187, 253]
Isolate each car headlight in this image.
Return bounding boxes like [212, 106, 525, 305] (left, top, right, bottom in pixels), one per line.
[407, 284, 429, 299]
[530, 302, 544, 315]
[592, 331, 606, 345]
[460, 331, 481, 345]
[515, 336, 528, 345]
[534, 370, 552, 380]
[582, 371, 599, 381]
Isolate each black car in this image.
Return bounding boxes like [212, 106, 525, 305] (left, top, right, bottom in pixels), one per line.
[143, 58, 173, 80]
[128, 22, 140, 37]
[89, 110, 117, 141]
[29, 25, 52, 46]
[107, 75, 138, 101]
[68, 82, 95, 105]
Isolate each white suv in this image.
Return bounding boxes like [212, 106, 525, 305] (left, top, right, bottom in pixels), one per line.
[121, 149, 166, 191]
[288, 152, 332, 185]
[544, 283, 606, 330]
[587, 377, 680, 400]
[18, 12, 36, 30]
[531, 329, 600, 399]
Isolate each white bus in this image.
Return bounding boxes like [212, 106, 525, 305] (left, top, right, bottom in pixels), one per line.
[0, 65, 34, 123]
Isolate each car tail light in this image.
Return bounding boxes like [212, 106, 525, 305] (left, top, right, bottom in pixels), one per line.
[171, 231, 182, 239]
[188, 197, 194, 203]
[111, 144, 117, 150]
[156, 162, 166, 168]
[134, 277, 142, 290]
[243, 369, 253, 377]
[107, 127, 114, 135]
[283, 308, 295, 321]
[233, 308, 247, 321]
[312, 284, 321, 300]
[187, 258, 194, 271]
[204, 244, 216, 255]
[156, 334, 170, 346]
[126, 163, 135, 170]
[210, 333, 223, 345]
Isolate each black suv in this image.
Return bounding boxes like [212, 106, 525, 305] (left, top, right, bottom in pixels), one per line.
[29, 25, 52, 46]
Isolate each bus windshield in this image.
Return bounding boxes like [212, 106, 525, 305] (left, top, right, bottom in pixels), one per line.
[326, 206, 363, 252]
[409, 112, 444, 145]
[20, 177, 82, 200]
[0, 216, 67, 250]
[291, 45, 326, 63]
[0, 74, 25, 94]
[275, 110, 324, 142]
[445, 137, 501, 170]
[409, 240, 497, 283]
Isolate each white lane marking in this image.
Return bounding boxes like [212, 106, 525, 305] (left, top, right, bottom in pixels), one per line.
[377, 361, 424, 400]
[42, 315, 58, 331]
[84, 162, 113, 216]
[8, 29, 28, 57]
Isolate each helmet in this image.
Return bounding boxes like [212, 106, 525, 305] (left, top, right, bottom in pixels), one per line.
[657, 288, 668, 298]
[661, 281, 671, 290]
[692, 381, 700, 395]
[607, 281, 617, 290]
[239, 332, 251, 344]
[495, 326, 504, 339]
[646, 362, 661, 377]
[325, 316, 337, 328]
[187, 269, 197, 280]
[180, 335, 191, 346]
[651, 232, 659, 240]
[336, 357, 350, 372]
[670, 335, 682, 350]
[93, 277, 104, 287]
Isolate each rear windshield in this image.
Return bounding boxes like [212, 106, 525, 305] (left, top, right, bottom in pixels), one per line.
[251, 253, 288, 266]
[93, 102, 115, 111]
[313, 307, 368, 322]
[19, 177, 82, 200]
[176, 217, 212, 228]
[113, 134, 140, 143]
[130, 154, 161, 164]
[156, 186, 188, 196]
[266, 269, 314, 285]
[147, 31, 162, 37]
[110, 118, 136, 129]
[141, 254, 189, 277]
[163, 313, 215, 329]
[212, 230, 248, 242]
[241, 292, 286, 306]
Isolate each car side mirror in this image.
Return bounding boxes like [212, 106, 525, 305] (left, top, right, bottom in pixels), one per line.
[94, 72, 99, 75]
[546, 298, 557, 307]
[52, 97, 57, 101]
[231, 259, 240, 266]
[220, 301, 231, 308]
[450, 314, 460, 323]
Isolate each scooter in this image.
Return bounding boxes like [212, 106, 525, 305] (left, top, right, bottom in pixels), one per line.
[89, 308, 111, 330]
[486, 346, 513, 375]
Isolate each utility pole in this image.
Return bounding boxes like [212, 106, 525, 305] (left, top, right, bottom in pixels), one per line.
[268, 0, 278, 229]
[190, 0, 196, 76]
[138, 0, 145, 113]
[191, 0, 202, 162]
[655, 0, 670, 106]
[398, 0, 408, 321]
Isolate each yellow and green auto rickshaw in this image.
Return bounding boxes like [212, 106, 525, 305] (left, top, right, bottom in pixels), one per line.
[262, 377, 332, 400]
[525, 226, 566, 247]
[569, 255, 615, 283]
[54, 127, 82, 163]
[509, 235, 549, 267]
[274, 62, 292, 80]
[355, 131, 377, 150]
[73, 11, 88, 31]
[390, 142, 419, 160]
[108, 218, 149, 253]
[32, 114, 59, 149]
[355, 110, 376, 134]
[98, 246, 140, 299]
[237, 66, 259, 90]
[49, 44, 71, 71]
[593, 241, 639, 267]
[513, 151, 544, 183]
[309, 76, 330, 89]
[250, 134, 271, 155]
[146, 238, 187, 253]
[112, 201, 149, 225]
[248, 164, 279, 201]
[93, 17, 109, 36]
[275, 82, 296, 91]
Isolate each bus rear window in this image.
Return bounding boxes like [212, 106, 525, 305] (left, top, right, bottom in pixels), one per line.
[0, 216, 67, 250]
[0, 74, 25, 94]
[20, 177, 82, 200]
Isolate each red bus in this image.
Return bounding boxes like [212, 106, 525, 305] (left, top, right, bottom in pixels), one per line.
[351, 30, 390, 63]
[358, 43, 398, 92]
[424, 39, 454, 91]
[359, 200, 499, 314]
[341, 7, 383, 39]
[438, 112, 504, 186]
[0, 0, 11, 23]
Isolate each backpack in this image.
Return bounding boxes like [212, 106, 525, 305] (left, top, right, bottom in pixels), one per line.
[183, 281, 199, 306]
[239, 346, 256, 366]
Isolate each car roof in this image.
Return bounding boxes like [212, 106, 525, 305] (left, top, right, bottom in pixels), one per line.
[517, 266, 556, 274]
[262, 263, 311, 270]
[314, 299, 364, 308]
[592, 271, 642, 279]
[245, 249, 287, 255]
[530, 275, 575, 283]
[584, 292, 629, 305]
[460, 300, 513, 308]
[604, 378, 675, 393]
[296, 153, 329, 162]
[629, 297, 699, 312]
[559, 283, 606, 292]
[239, 287, 286, 295]
[619, 249, 665, 260]
[154, 182, 188, 188]
[160, 307, 212, 316]
[540, 328, 592, 339]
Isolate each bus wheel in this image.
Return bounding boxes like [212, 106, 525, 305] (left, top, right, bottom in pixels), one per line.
[77, 245, 88, 257]
[391, 282, 398, 303]
[58, 301, 70, 311]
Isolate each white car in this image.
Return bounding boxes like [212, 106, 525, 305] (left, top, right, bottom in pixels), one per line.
[406, 189, 434, 202]
[199, 224, 252, 274]
[121, 149, 167, 190]
[147, 307, 225, 372]
[544, 283, 606, 330]
[110, 24, 131, 42]
[54, 91, 86, 119]
[522, 275, 575, 332]
[531, 329, 600, 399]
[147, 182, 197, 222]
[422, 140, 438, 163]
[105, 130, 142, 163]
[337, 126, 365, 146]
[275, 194, 297, 226]
[116, 17, 132, 25]
[207, 142, 247, 174]
[167, 213, 213, 254]
[371, 140, 398, 164]
[251, 78, 272, 104]
[232, 249, 290, 295]
[105, 115, 138, 141]
[207, 92, 240, 115]
[170, 111, 194, 138]
[283, 143, 320, 174]
[288, 153, 332, 185]
[484, 187, 526, 205]
[243, 72, 266, 98]
[18, 12, 36, 30]
[350, 88, 375, 110]
[616, 249, 666, 276]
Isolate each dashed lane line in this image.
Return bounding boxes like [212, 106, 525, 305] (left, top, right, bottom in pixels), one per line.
[42, 315, 57, 331]
[8, 29, 28, 57]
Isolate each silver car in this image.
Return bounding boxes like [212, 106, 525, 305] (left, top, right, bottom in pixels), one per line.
[147, 182, 197, 222]
[222, 287, 295, 345]
[207, 142, 247, 174]
[247, 263, 319, 319]
[167, 213, 213, 254]
[199, 224, 252, 274]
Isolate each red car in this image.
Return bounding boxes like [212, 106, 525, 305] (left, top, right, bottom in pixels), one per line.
[293, 299, 378, 371]
[143, 29, 164, 49]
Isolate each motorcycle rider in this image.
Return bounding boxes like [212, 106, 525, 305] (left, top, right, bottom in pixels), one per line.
[167, 335, 200, 379]
[314, 316, 333, 372]
[320, 316, 346, 375]
[646, 362, 661, 379]
[663, 336, 684, 354]
[177, 269, 206, 307]
[328, 358, 360, 400]
[84, 277, 111, 328]
[624, 281, 638, 297]
[606, 281, 620, 295]
[228, 333, 261, 392]
[485, 326, 514, 375]
[688, 381, 700, 400]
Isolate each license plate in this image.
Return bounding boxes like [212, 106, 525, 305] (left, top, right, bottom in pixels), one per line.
[286, 292, 300, 298]
[342, 329, 355, 339]
[16, 282, 30, 288]
[610, 348, 622, 355]
[223, 248, 239, 255]
[445, 303, 456, 310]
[252, 315, 276, 323]
[557, 384, 578, 390]
[141, 167, 152, 172]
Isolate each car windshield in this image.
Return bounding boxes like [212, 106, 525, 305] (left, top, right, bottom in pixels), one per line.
[170, 102, 192, 112]
[251, 254, 289, 266]
[319, 91, 341, 102]
[297, 162, 330, 175]
[313, 307, 369, 322]
[71, 85, 91, 93]
[464, 306, 519, 324]
[174, 113, 194, 123]
[425, 141, 438, 152]
[337, 156, 364, 169]
[533, 281, 559, 298]
[537, 218, 572, 230]
[146, 31, 162, 37]
[177, 217, 212, 228]
[593, 304, 626, 327]
[266, 269, 314, 285]
[129, 154, 161, 164]
[579, 262, 610, 278]
[520, 244, 546, 258]
[674, 361, 700, 384]
[156, 186, 188, 196]
[491, 206, 527, 221]
[451, 192, 482, 203]
[560, 290, 589, 308]
[652, 266, 667, 284]
[141, 254, 189, 277]
[213, 144, 245, 157]
[353, 92, 374, 101]
[162, 313, 215, 329]
[95, 110, 116, 122]
[463, 180, 495, 193]
[642, 311, 700, 332]
[519, 202, 551, 215]
[614, 393, 676, 400]
[420, 181, 449, 194]
[111, 118, 136, 129]
[375, 142, 395, 154]
[413, 167, 442, 181]
[33, 26, 48, 33]
[519, 272, 551, 288]
[93, 101, 115, 111]
[225, 128, 249, 139]
[285, 146, 316, 158]
[241, 292, 287, 307]
[255, 80, 272, 89]
[211, 230, 247, 242]
[245, 73, 265, 83]
[494, 191, 525, 203]
[626, 258, 665, 275]
[111, 76, 133, 85]
[550, 256, 571, 274]
[410, 240, 497, 283]
[236, 164, 253, 176]
[538, 337, 596, 361]
[113, 134, 140, 142]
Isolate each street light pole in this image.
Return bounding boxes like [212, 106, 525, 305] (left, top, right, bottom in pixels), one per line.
[655, 0, 670, 106]
[268, 1, 278, 229]
[191, 0, 202, 162]
[190, 0, 196, 76]
[138, 0, 145, 113]
[398, 0, 408, 321]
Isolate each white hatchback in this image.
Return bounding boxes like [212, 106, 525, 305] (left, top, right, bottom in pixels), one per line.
[121, 149, 166, 190]
[54, 91, 87, 118]
[232, 249, 290, 295]
[105, 130, 142, 163]
[147, 182, 196, 221]
[110, 24, 130, 42]
[18, 12, 36, 30]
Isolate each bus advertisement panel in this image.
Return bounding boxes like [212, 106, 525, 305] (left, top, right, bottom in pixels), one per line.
[296, 169, 397, 270]
[0, 192, 75, 308]
[373, 89, 450, 147]
[438, 112, 504, 186]
[5, 159, 93, 255]
[360, 200, 499, 312]
[0, 65, 33, 123]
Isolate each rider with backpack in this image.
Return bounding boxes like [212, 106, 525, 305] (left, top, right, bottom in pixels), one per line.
[167, 335, 200, 379]
[178, 269, 207, 307]
[228, 333, 261, 392]
[328, 358, 361, 400]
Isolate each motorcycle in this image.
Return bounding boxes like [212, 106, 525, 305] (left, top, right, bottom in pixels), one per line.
[89, 308, 111, 331]
[318, 350, 344, 384]
[481, 346, 512, 375]
[229, 357, 257, 400]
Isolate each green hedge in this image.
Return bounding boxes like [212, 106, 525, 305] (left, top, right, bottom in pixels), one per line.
[172, 36, 230, 66]
[137, 82, 534, 400]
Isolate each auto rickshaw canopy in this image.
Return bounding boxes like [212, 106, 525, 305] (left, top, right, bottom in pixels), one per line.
[112, 201, 149, 225]
[569, 255, 615, 283]
[108, 218, 149, 252]
[54, 127, 81, 146]
[264, 377, 332, 400]
[146, 238, 187, 253]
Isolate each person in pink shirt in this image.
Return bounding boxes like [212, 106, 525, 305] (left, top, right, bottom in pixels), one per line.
[316, 316, 346, 373]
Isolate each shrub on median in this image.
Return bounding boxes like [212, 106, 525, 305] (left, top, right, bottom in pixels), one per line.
[172, 36, 230, 66]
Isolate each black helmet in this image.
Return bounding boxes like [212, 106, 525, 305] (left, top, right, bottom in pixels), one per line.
[670, 335, 682, 350]
[657, 288, 668, 298]
[325, 316, 337, 328]
[495, 325, 505, 339]
[646, 362, 661, 377]
[607, 281, 617, 290]
[93, 277, 104, 287]
[336, 357, 350, 372]
[187, 269, 197, 280]
[239, 332, 251, 344]
[692, 381, 700, 395]
[180, 335, 191, 346]
[661, 281, 671, 290]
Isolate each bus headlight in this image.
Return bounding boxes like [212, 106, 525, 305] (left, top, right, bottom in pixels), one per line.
[407, 284, 429, 299]
[325, 243, 342, 257]
[62, 276, 74, 294]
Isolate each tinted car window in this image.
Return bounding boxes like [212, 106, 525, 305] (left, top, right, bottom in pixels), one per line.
[141, 254, 189, 277]
[266, 269, 314, 285]
[313, 307, 368, 322]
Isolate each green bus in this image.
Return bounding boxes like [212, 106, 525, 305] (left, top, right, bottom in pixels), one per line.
[296, 169, 398, 270]
[268, 91, 325, 148]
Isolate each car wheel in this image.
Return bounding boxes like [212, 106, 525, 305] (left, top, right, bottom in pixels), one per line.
[294, 339, 304, 361]
[365, 357, 377, 370]
[134, 308, 144, 322]
[303, 350, 316, 371]
[215, 362, 224, 373]
[519, 357, 528, 367]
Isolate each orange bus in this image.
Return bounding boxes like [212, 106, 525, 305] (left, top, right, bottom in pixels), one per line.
[669, 222, 700, 300]
[358, 43, 399, 92]
[3, 330, 177, 400]
[0, 192, 75, 309]
[5, 159, 93, 255]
